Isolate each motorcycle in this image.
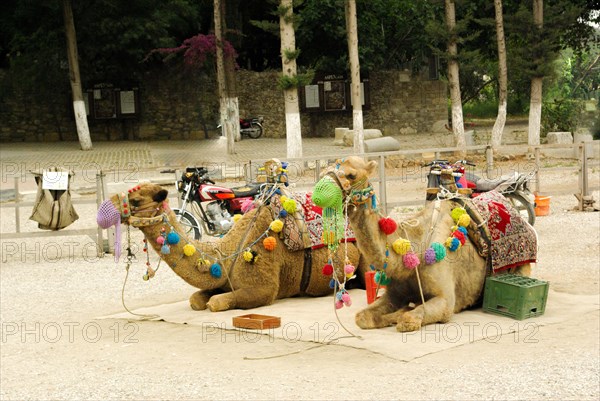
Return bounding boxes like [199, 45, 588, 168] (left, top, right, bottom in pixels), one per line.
[218, 116, 264, 139]
[173, 167, 262, 240]
[424, 159, 536, 226]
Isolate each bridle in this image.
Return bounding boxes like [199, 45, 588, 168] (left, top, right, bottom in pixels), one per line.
[326, 162, 377, 208]
[117, 186, 168, 227]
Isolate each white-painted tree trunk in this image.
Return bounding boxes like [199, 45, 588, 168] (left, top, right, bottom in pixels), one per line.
[445, 0, 466, 157]
[528, 0, 544, 146]
[345, 0, 364, 155]
[491, 0, 508, 149]
[63, 0, 92, 150]
[280, 0, 302, 159]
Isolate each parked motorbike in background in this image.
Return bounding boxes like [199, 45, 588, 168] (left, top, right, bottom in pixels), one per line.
[173, 167, 261, 240]
[218, 116, 264, 139]
[424, 159, 536, 225]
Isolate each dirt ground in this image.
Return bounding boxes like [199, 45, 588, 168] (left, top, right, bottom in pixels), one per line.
[1, 158, 599, 400]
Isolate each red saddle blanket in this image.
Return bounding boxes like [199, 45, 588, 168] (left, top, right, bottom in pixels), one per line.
[270, 192, 355, 251]
[468, 191, 537, 272]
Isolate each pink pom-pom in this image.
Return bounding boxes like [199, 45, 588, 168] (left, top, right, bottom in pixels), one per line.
[403, 251, 420, 269]
[322, 264, 334, 275]
[378, 217, 397, 235]
[344, 264, 355, 275]
[156, 236, 165, 245]
[452, 230, 466, 245]
[341, 292, 352, 306]
[335, 300, 344, 309]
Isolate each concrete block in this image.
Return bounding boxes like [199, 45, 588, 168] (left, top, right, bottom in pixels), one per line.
[343, 129, 383, 147]
[364, 137, 401, 153]
[333, 127, 349, 146]
[547, 131, 573, 144]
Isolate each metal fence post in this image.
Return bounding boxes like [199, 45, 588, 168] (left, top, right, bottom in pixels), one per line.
[534, 147, 541, 194]
[379, 154, 387, 215]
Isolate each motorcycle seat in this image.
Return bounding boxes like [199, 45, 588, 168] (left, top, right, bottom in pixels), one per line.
[231, 183, 262, 197]
[466, 172, 514, 192]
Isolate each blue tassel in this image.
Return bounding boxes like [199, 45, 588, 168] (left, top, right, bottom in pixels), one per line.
[210, 263, 222, 278]
[371, 194, 377, 209]
[329, 278, 336, 289]
[161, 244, 170, 254]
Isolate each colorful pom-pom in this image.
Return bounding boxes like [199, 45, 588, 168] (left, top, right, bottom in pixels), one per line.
[341, 292, 352, 306]
[458, 213, 471, 227]
[160, 244, 170, 254]
[335, 300, 344, 309]
[279, 210, 288, 218]
[270, 219, 284, 233]
[378, 217, 397, 235]
[243, 250, 254, 263]
[329, 279, 336, 289]
[452, 230, 466, 245]
[447, 237, 461, 251]
[457, 226, 468, 236]
[322, 264, 334, 275]
[156, 236, 165, 245]
[403, 251, 420, 269]
[183, 244, 196, 257]
[280, 195, 288, 203]
[263, 236, 277, 251]
[451, 207, 467, 223]
[166, 232, 180, 245]
[336, 291, 344, 301]
[233, 214, 243, 223]
[210, 263, 222, 278]
[374, 271, 391, 285]
[392, 238, 411, 255]
[344, 264, 355, 275]
[283, 198, 297, 214]
[431, 242, 446, 261]
[424, 247, 437, 265]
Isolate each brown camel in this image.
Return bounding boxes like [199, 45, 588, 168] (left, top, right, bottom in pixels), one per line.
[98, 182, 362, 312]
[313, 156, 533, 332]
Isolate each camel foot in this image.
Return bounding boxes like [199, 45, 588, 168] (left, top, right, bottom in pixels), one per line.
[206, 293, 232, 312]
[189, 291, 210, 311]
[396, 311, 423, 333]
[355, 309, 390, 329]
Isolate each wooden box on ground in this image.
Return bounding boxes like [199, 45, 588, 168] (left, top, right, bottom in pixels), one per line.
[232, 314, 281, 330]
[483, 274, 549, 320]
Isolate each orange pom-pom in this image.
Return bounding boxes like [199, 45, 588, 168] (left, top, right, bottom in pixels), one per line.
[378, 217, 397, 235]
[263, 236, 277, 251]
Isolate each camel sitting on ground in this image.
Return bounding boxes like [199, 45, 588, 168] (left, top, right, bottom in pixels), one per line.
[313, 156, 534, 332]
[97, 183, 362, 312]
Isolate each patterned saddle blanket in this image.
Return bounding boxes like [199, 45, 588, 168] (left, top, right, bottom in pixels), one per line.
[269, 192, 355, 251]
[460, 191, 537, 272]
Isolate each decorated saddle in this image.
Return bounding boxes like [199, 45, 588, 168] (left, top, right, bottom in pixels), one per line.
[269, 192, 355, 252]
[458, 191, 537, 272]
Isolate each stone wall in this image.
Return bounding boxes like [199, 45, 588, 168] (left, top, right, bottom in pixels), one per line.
[0, 68, 447, 142]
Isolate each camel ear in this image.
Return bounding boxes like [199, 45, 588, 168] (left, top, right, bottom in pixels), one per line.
[153, 189, 168, 202]
[366, 160, 378, 176]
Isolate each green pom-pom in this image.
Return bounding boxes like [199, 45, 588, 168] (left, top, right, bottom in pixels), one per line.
[283, 198, 297, 214]
[431, 242, 446, 262]
[451, 207, 467, 223]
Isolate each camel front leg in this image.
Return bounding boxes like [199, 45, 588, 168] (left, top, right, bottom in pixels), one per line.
[355, 292, 409, 329]
[189, 289, 221, 311]
[396, 295, 453, 332]
[206, 287, 278, 312]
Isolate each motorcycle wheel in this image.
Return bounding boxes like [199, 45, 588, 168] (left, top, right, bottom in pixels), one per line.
[172, 208, 202, 240]
[504, 193, 536, 226]
[247, 122, 263, 139]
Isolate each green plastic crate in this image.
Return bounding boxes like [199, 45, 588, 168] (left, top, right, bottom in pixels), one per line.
[483, 274, 549, 320]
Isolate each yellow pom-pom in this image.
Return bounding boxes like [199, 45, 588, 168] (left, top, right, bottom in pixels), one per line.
[458, 213, 471, 227]
[197, 259, 210, 268]
[392, 238, 411, 255]
[243, 250, 254, 262]
[233, 214, 243, 223]
[451, 207, 467, 223]
[280, 195, 288, 204]
[451, 225, 458, 232]
[270, 219, 284, 233]
[183, 244, 196, 257]
[445, 237, 453, 248]
[283, 198, 297, 214]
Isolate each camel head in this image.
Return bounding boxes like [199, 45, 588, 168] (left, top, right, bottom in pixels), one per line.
[333, 156, 378, 192]
[97, 182, 169, 229]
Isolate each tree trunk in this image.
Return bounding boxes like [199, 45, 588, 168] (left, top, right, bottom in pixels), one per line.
[445, 0, 466, 157]
[528, 0, 543, 146]
[345, 0, 364, 155]
[280, 0, 302, 159]
[491, 0, 508, 149]
[62, 0, 92, 150]
[214, 0, 236, 154]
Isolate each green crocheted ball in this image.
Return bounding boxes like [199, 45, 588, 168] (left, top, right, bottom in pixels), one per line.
[313, 176, 343, 209]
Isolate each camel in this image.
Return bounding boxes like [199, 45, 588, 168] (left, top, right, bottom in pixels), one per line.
[313, 156, 534, 332]
[97, 182, 362, 312]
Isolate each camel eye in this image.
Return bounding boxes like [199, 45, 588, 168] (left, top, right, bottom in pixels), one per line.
[346, 173, 356, 180]
[130, 199, 141, 207]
